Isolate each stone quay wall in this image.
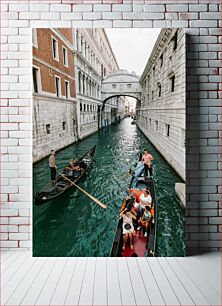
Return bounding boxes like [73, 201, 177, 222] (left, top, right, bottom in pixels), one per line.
[33, 95, 77, 163]
[1, 1, 221, 255]
[137, 28, 186, 181]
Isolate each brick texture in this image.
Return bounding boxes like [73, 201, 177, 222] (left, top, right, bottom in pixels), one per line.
[1, 0, 221, 255]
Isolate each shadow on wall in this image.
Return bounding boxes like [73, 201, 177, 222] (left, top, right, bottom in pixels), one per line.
[186, 33, 200, 256]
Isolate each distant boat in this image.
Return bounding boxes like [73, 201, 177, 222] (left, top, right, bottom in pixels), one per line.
[35, 145, 96, 205]
[131, 118, 136, 125]
[110, 156, 157, 257]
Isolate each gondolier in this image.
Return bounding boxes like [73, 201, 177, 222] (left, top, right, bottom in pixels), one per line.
[35, 145, 96, 205]
[49, 150, 57, 184]
[142, 149, 154, 178]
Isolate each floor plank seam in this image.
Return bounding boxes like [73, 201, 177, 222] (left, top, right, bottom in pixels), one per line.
[64, 258, 79, 306]
[174, 258, 212, 305]
[163, 257, 196, 305]
[49, 258, 68, 306]
[20, 257, 50, 306]
[136, 258, 152, 305]
[146, 258, 166, 305]
[35, 257, 58, 305]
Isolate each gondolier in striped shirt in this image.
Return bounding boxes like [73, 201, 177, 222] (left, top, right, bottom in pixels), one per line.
[49, 150, 57, 184]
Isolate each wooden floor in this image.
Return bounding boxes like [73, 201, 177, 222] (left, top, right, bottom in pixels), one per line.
[1, 251, 221, 305]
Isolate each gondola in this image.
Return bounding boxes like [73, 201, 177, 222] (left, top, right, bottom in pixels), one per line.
[110, 155, 157, 257]
[35, 145, 96, 205]
[131, 116, 136, 125]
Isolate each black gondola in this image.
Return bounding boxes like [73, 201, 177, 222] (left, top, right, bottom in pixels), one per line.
[110, 156, 157, 257]
[35, 145, 96, 205]
[131, 116, 136, 125]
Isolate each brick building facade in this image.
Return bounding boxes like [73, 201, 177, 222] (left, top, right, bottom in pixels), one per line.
[32, 28, 77, 162]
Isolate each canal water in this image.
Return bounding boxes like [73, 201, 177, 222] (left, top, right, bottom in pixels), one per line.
[33, 118, 185, 257]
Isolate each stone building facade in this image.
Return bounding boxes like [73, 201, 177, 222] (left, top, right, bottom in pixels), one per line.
[73, 29, 125, 139]
[137, 28, 186, 181]
[32, 28, 77, 163]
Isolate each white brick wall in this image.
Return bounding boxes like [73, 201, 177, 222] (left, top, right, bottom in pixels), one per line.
[138, 29, 186, 180]
[1, 0, 221, 255]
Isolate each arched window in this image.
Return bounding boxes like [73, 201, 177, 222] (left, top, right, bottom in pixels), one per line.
[85, 77, 88, 95]
[89, 80, 92, 96]
[78, 71, 81, 93]
[92, 82, 95, 97]
[82, 74, 85, 94]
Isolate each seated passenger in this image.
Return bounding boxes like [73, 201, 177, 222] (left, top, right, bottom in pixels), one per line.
[128, 188, 144, 203]
[120, 208, 137, 250]
[120, 193, 136, 215]
[64, 159, 81, 178]
[138, 189, 152, 213]
[140, 206, 152, 237]
[137, 189, 152, 230]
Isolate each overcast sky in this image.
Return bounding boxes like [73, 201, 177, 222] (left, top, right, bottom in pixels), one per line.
[105, 29, 161, 76]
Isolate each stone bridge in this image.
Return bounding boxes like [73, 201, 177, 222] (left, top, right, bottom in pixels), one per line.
[101, 70, 141, 110]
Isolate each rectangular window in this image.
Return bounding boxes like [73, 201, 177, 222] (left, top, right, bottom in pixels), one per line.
[65, 80, 70, 99]
[127, 84, 132, 88]
[173, 31, 178, 51]
[160, 53, 163, 67]
[112, 84, 116, 89]
[149, 118, 152, 127]
[83, 104, 86, 112]
[155, 120, 158, 131]
[55, 77, 60, 97]
[46, 124, 50, 134]
[52, 37, 59, 61]
[63, 121, 66, 130]
[158, 84, 161, 97]
[80, 103, 82, 111]
[151, 91, 154, 100]
[153, 66, 155, 76]
[62, 46, 68, 67]
[165, 124, 170, 137]
[170, 75, 175, 92]
[32, 67, 39, 93]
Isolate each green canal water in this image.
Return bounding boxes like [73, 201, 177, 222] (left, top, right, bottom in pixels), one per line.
[33, 118, 185, 257]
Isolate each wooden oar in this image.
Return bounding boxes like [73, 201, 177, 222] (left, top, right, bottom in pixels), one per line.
[57, 171, 107, 209]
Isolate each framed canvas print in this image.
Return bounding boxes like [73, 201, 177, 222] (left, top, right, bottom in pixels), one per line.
[32, 28, 186, 257]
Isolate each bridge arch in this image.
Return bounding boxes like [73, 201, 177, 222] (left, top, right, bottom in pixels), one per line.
[101, 69, 141, 110]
